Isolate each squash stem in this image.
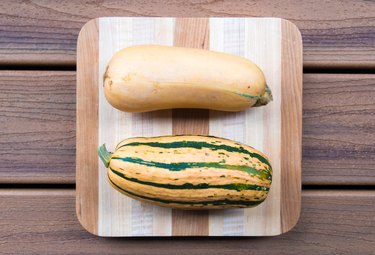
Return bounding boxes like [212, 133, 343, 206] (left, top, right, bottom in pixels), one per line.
[98, 144, 112, 168]
[254, 84, 273, 107]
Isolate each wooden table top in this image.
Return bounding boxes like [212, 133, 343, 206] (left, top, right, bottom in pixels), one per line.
[0, 0, 374, 254]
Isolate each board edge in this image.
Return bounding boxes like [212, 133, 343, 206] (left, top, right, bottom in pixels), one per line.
[280, 18, 303, 235]
[76, 18, 100, 236]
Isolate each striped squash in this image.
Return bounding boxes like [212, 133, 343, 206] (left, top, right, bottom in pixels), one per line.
[98, 135, 272, 209]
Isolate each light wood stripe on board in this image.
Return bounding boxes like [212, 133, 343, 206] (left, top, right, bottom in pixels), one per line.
[208, 18, 283, 236]
[209, 18, 246, 236]
[243, 18, 282, 236]
[98, 17, 174, 236]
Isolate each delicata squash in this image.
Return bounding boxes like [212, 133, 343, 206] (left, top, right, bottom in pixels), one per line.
[98, 135, 272, 209]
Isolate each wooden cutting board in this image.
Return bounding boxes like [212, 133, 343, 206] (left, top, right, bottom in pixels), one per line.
[76, 17, 302, 237]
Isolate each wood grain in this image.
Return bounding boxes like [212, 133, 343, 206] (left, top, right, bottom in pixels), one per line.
[0, 71, 75, 183]
[0, 189, 374, 254]
[281, 19, 302, 232]
[96, 17, 175, 236]
[76, 19, 99, 235]
[172, 17, 210, 236]
[0, 0, 374, 68]
[207, 18, 286, 236]
[303, 73, 375, 185]
[1, 72, 374, 185]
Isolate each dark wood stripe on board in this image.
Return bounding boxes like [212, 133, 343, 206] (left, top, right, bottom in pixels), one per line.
[172, 17, 210, 236]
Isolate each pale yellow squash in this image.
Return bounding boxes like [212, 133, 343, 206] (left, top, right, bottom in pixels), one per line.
[104, 45, 272, 112]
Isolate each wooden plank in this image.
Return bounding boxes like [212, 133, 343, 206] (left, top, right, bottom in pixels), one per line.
[0, 189, 374, 254]
[303, 73, 375, 185]
[1, 72, 374, 185]
[76, 19, 99, 235]
[0, 71, 75, 183]
[172, 17, 210, 236]
[0, 0, 374, 67]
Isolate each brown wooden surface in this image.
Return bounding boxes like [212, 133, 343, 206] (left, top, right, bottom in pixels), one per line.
[1, 0, 374, 250]
[280, 20, 302, 232]
[172, 17, 210, 236]
[0, 0, 374, 68]
[76, 19, 99, 235]
[0, 71, 75, 183]
[0, 189, 374, 254]
[1, 72, 374, 185]
[303, 74, 375, 185]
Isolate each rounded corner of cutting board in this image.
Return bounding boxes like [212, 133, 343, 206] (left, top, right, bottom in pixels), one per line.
[280, 204, 302, 236]
[76, 199, 99, 236]
[77, 18, 99, 43]
[280, 18, 303, 69]
[285, 208, 301, 234]
[280, 18, 302, 41]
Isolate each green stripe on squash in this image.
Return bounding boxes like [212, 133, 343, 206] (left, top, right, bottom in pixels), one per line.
[110, 167, 269, 191]
[118, 140, 271, 168]
[108, 175, 263, 207]
[111, 156, 271, 181]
